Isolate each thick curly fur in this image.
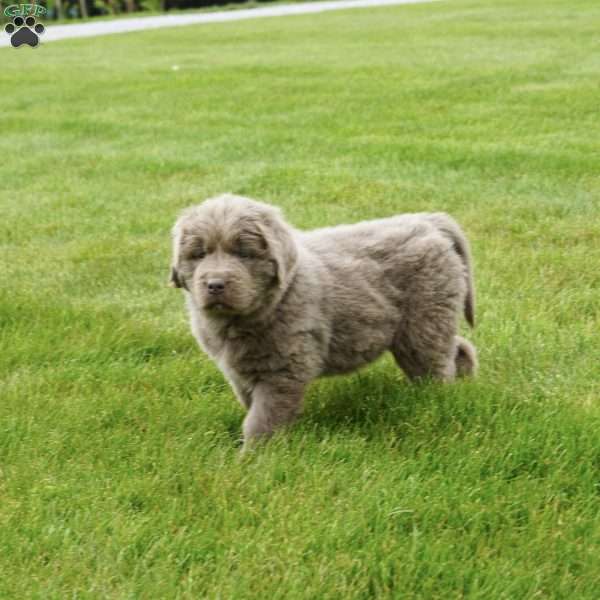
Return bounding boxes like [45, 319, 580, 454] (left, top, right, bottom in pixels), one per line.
[170, 194, 477, 449]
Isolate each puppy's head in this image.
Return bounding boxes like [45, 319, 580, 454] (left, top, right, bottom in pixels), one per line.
[170, 194, 297, 318]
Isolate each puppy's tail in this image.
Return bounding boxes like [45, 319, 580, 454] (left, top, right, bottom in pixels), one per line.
[425, 213, 475, 328]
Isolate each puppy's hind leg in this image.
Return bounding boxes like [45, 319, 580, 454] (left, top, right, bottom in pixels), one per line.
[391, 318, 457, 382]
[392, 342, 456, 382]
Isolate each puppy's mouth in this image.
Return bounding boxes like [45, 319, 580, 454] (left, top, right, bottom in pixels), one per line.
[203, 299, 236, 314]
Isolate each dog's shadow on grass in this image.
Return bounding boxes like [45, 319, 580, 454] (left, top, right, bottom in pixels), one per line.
[301, 361, 476, 441]
[213, 359, 485, 449]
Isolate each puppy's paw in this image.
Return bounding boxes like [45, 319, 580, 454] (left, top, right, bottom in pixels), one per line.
[455, 337, 478, 377]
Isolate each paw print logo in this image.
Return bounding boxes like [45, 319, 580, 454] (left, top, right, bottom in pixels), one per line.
[4, 15, 45, 48]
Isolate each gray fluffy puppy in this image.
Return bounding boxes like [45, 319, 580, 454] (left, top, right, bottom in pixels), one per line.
[170, 194, 477, 449]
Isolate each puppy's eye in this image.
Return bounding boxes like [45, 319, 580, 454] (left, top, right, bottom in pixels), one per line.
[188, 248, 206, 260]
[233, 247, 255, 259]
[233, 232, 265, 259]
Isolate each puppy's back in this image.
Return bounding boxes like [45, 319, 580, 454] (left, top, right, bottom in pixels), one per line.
[299, 214, 438, 264]
[299, 212, 474, 327]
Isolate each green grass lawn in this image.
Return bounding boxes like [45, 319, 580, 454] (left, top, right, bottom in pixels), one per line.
[1, 0, 600, 597]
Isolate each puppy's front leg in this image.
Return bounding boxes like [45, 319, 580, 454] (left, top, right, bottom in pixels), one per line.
[228, 377, 252, 410]
[242, 379, 304, 451]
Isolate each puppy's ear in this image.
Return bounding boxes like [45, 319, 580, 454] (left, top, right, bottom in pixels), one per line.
[169, 219, 189, 290]
[261, 208, 298, 287]
[168, 266, 186, 290]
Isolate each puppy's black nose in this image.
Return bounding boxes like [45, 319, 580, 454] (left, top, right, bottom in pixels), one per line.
[207, 279, 225, 295]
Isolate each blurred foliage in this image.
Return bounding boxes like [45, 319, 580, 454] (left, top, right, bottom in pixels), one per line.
[0, 0, 273, 21]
